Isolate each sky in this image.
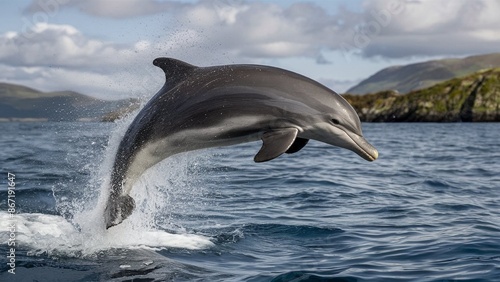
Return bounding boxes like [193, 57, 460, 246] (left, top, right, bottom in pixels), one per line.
[1, 0, 499, 100]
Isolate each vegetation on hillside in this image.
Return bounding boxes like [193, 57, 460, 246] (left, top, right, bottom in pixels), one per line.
[343, 68, 500, 122]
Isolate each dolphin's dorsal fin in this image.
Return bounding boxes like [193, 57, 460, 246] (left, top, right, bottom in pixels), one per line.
[286, 138, 309, 154]
[153, 57, 197, 88]
[254, 128, 298, 162]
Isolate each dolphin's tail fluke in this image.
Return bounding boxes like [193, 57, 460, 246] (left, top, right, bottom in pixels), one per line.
[104, 194, 135, 229]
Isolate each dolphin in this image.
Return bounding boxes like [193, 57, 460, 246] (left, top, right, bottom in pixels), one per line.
[104, 57, 378, 228]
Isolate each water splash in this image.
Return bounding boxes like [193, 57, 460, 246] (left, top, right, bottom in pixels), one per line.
[9, 107, 217, 257]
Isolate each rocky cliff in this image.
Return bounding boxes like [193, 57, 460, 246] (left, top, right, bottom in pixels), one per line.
[343, 68, 500, 122]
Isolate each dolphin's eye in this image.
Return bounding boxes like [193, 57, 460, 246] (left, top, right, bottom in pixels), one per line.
[331, 119, 340, 125]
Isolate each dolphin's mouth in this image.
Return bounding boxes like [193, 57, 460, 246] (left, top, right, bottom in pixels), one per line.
[344, 130, 378, 161]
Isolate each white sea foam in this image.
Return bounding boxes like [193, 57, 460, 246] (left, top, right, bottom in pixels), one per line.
[0, 211, 214, 258]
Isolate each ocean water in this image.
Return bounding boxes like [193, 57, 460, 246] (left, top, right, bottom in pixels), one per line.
[0, 121, 499, 281]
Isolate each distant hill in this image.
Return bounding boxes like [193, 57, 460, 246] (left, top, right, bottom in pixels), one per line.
[0, 82, 139, 122]
[343, 68, 500, 122]
[346, 53, 500, 95]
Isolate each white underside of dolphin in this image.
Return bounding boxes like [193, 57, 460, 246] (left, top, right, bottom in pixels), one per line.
[104, 58, 378, 229]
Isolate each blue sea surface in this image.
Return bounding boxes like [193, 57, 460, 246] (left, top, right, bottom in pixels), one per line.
[1, 122, 499, 281]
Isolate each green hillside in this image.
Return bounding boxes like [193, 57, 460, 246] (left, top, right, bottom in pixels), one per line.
[346, 53, 500, 95]
[343, 68, 500, 122]
[0, 82, 139, 122]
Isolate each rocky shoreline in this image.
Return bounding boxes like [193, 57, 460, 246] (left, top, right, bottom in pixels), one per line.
[343, 68, 500, 122]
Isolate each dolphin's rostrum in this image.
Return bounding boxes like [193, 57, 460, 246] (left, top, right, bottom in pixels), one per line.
[104, 58, 378, 228]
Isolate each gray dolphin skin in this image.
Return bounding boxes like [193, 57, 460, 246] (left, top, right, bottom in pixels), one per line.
[104, 57, 378, 228]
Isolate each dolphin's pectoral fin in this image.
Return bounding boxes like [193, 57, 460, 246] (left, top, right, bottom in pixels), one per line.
[254, 128, 298, 162]
[286, 138, 309, 154]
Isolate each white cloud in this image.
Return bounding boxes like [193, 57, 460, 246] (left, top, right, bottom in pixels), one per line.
[22, 0, 357, 60]
[171, 1, 357, 60]
[24, 0, 188, 19]
[0, 23, 164, 98]
[20, 0, 500, 60]
[171, 0, 500, 59]
[0, 61, 163, 99]
[6, 0, 500, 99]
[0, 23, 134, 71]
[355, 0, 500, 57]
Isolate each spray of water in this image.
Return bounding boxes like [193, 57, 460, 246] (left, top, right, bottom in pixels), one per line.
[3, 108, 215, 258]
